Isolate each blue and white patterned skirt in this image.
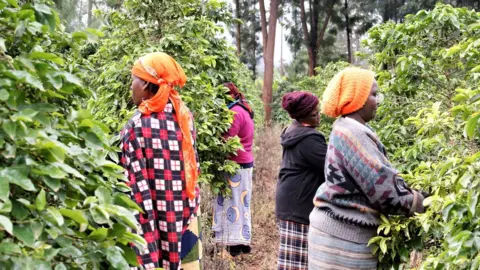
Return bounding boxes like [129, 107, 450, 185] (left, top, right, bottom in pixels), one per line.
[212, 167, 253, 246]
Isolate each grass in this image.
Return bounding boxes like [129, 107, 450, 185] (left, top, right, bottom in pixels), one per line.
[201, 125, 284, 269]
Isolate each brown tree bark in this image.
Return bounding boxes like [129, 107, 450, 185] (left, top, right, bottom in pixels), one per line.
[259, 0, 268, 56]
[259, 0, 280, 125]
[235, 0, 242, 55]
[344, 0, 352, 63]
[299, 0, 335, 76]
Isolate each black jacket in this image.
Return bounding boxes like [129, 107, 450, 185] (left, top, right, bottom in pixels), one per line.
[275, 121, 327, 224]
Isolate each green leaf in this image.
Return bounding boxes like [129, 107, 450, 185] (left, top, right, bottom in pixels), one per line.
[88, 227, 108, 241]
[83, 196, 98, 206]
[90, 205, 110, 224]
[34, 165, 67, 179]
[11, 200, 29, 220]
[0, 177, 9, 201]
[95, 186, 113, 204]
[82, 131, 103, 148]
[85, 28, 105, 37]
[13, 224, 34, 246]
[379, 238, 388, 254]
[114, 193, 144, 213]
[8, 70, 44, 91]
[106, 247, 130, 270]
[380, 214, 389, 224]
[72, 31, 88, 40]
[465, 112, 480, 138]
[0, 241, 21, 254]
[0, 199, 12, 213]
[0, 89, 9, 101]
[60, 246, 82, 258]
[35, 189, 46, 211]
[103, 205, 138, 229]
[2, 120, 17, 140]
[59, 208, 88, 225]
[30, 52, 64, 65]
[121, 231, 147, 249]
[44, 248, 60, 261]
[54, 263, 67, 270]
[120, 244, 139, 266]
[44, 142, 66, 163]
[33, 3, 52, 14]
[0, 215, 13, 235]
[47, 207, 64, 226]
[468, 191, 478, 216]
[6, 0, 19, 8]
[12, 108, 38, 122]
[54, 162, 85, 180]
[110, 223, 127, 238]
[41, 177, 61, 192]
[31, 221, 43, 239]
[2, 166, 36, 192]
[61, 72, 82, 86]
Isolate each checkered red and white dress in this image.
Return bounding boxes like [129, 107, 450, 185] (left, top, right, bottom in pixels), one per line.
[120, 103, 200, 270]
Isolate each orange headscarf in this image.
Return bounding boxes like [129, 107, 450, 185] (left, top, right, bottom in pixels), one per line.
[131, 52, 198, 200]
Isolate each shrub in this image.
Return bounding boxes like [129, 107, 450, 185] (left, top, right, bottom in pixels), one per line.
[0, 1, 145, 268]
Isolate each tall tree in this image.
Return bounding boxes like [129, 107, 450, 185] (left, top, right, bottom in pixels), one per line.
[234, 0, 242, 55]
[344, 0, 352, 63]
[259, 0, 280, 125]
[299, 0, 337, 76]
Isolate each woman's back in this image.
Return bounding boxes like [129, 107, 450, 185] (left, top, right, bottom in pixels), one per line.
[226, 105, 254, 165]
[121, 103, 200, 269]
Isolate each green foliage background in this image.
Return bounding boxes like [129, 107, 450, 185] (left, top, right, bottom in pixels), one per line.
[0, 1, 147, 269]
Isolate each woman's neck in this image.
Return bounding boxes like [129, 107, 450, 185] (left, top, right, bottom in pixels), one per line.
[345, 114, 366, 125]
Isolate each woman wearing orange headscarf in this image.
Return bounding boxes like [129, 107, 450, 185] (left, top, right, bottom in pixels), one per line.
[120, 52, 201, 270]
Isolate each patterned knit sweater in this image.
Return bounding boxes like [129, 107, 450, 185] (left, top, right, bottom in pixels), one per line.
[310, 117, 424, 243]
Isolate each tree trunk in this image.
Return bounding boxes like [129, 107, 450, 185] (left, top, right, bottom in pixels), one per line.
[300, 0, 335, 76]
[293, 4, 298, 75]
[259, 0, 268, 56]
[280, 17, 284, 76]
[344, 0, 352, 63]
[307, 47, 316, 77]
[383, 1, 388, 22]
[314, 0, 335, 68]
[251, 0, 258, 80]
[235, 0, 242, 55]
[394, 0, 397, 23]
[87, 0, 93, 26]
[300, 0, 316, 76]
[260, 0, 280, 125]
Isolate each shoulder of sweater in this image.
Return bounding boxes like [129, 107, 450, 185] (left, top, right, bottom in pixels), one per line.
[335, 117, 376, 136]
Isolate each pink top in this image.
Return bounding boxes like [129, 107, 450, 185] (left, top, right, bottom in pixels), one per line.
[225, 105, 254, 165]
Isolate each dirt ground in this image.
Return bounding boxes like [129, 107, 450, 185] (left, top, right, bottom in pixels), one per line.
[202, 126, 284, 270]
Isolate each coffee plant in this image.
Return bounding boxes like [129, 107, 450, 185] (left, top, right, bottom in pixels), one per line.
[84, 0, 263, 196]
[360, 4, 480, 269]
[0, 0, 148, 269]
[274, 4, 480, 269]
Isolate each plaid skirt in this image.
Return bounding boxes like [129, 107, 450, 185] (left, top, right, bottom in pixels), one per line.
[308, 226, 377, 270]
[277, 219, 309, 270]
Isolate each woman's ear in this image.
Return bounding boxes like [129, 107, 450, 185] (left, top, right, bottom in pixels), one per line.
[142, 81, 149, 91]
